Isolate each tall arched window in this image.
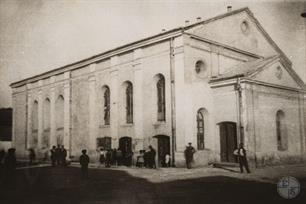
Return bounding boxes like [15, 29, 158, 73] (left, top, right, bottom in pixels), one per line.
[197, 110, 205, 150]
[126, 82, 133, 123]
[157, 75, 166, 121]
[43, 98, 51, 148]
[103, 86, 110, 125]
[276, 110, 288, 151]
[32, 100, 39, 132]
[31, 100, 39, 148]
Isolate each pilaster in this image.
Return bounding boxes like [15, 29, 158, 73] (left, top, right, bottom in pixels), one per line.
[49, 77, 56, 147]
[88, 66, 97, 150]
[63, 72, 71, 152]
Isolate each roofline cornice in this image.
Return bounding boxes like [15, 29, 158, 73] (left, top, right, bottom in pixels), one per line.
[10, 30, 183, 88]
[210, 77, 305, 93]
[185, 33, 262, 59]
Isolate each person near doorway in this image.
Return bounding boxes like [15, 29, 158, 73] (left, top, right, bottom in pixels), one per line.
[50, 146, 57, 166]
[116, 148, 122, 166]
[165, 154, 171, 167]
[105, 149, 112, 168]
[237, 143, 251, 173]
[79, 149, 90, 179]
[184, 143, 196, 169]
[136, 150, 145, 168]
[98, 148, 106, 166]
[148, 145, 156, 169]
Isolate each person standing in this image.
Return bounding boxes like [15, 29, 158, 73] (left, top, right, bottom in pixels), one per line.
[237, 143, 251, 173]
[28, 148, 36, 165]
[79, 149, 90, 179]
[184, 143, 196, 169]
[4, 148, 17, 184]
[50, 146, 57, 166]
[148, 145, 156, 169]
[55, 145, 61, 166]
[105, 149, 112, 168]
[61, 145, 67, 166]
[165, 154, 171, 167]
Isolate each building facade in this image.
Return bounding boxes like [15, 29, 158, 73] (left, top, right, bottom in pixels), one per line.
[11, 8, 306, 167]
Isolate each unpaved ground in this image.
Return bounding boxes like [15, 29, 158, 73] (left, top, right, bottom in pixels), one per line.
[0, 164, 305, 204]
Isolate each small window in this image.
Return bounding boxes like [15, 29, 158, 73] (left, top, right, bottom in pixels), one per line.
[240, 20, 250, 34]
[195, 60, 208, 78]
[97, 137, 112, 150]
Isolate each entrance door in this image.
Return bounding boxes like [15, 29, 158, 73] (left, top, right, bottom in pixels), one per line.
[154, 135, 170, 167]
[219, 122, 238, 163]
[119, 137, 132, 166]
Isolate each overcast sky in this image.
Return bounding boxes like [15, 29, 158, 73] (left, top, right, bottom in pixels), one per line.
[0, 0, 305, 108]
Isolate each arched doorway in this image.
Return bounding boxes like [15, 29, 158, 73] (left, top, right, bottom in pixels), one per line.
[219, 122, 238, 163]
[154, 135, 170, 167]
[119, 137, 132, 166]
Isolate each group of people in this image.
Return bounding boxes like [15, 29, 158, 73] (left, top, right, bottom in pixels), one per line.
[50, 145, 68, 166]
[135, 145, 159, 168]
[0, 148, 17, 183]
[96, 145, 159, 169]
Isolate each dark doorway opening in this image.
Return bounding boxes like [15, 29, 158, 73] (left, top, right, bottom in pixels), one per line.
[119, 137, 132, 166]
[154, 135, 170, 167]
[219, 122, 238, 163]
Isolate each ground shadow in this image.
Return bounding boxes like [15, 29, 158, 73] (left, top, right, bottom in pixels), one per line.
[0, 166, 305, 204]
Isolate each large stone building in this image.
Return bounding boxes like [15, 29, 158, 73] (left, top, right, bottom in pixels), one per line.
[10, 8, 306, 167]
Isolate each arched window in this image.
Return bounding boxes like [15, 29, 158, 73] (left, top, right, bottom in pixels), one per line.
[32, 100, 39, 132]
[31, 100, 39, 148]
[43, 98, 51, 148]
[276, 110, 288, 151]
[157, 75, 165, 121]
[103, 86, 110, 125]
[126, 82, 133, 123]
[197, 110, 205, 150]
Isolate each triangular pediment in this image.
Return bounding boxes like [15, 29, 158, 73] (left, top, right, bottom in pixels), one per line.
[187, 8, 283, 60]
[250, 60, 302, 89]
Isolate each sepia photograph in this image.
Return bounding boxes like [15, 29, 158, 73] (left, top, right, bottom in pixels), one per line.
[0, 0, 305, 203]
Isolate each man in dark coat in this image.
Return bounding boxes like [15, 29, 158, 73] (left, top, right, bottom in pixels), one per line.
[79, 149, 90, 179]
[148, 145, 156, 169]
[61, 145, 67, 166]
[55, 145, 61, 166]
[4, 148, 17, 184]
[50, 146, 57, 166]
[184, 143, 196, 169]
[237, 143, 251, 173]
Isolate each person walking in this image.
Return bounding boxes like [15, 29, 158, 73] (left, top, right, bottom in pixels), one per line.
[184, 143, 196, 169]
[237, 143, 251, 173]
[79, 149, 90, 179]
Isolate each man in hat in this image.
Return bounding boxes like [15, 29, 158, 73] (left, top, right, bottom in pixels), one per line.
[184, 143, 196, 169]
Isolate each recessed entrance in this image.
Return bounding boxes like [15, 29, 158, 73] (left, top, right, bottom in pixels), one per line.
[119, 137, 132, 166]
[219, 122, 238, 163]
[154, 135, 170, 167]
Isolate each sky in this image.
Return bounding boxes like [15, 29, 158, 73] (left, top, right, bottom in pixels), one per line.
[0, 0, 305, 108]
